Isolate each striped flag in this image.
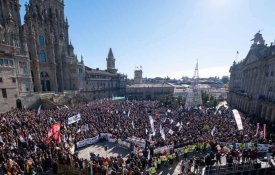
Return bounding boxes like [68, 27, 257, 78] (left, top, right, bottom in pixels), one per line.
[37, 104, 42, 116]
[255, 123, 260, 137]
[19, 133, 25, 142]
[211, 126, 216, 136]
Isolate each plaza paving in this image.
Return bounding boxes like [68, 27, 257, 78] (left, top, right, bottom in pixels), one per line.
[78, 141, 182, 174]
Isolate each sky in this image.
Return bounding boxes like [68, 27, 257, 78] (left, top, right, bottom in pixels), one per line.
[19, 0, 275, 79]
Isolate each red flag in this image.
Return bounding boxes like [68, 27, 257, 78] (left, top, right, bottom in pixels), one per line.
[264, 124, 267, 139]
[47, 122, 61, 142]
[19, 133, 25, 143]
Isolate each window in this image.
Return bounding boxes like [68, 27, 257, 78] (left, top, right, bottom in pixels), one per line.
[0, 77, 2, 83]
[271, 72, 274, 76]
[0, 59, 3, 65]
[38, 35, 45, 46]
[4, 59, 8, 66]
[39, 50, 46, 62]
[266, 72, 269, 77]
[12, 78, 16, 83]
[9, 60, 13, 66]
[2, 89, 7, 98]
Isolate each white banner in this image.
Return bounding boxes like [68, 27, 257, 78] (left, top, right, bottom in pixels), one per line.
[118, 139, 131, 149]
[76, 135, 99, 148]
[127, 137, 146, 148]
[154, 144, 174, 154]
[218, 142, 270, 153]
[68, 113, 81, 125]
[232, 109, 243, 130]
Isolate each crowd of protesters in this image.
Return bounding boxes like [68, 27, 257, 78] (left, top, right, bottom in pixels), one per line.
[0, 99, 274, 174]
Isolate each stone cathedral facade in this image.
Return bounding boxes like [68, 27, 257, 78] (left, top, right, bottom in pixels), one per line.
[0, 0, 126, 112]
[24, 0, 84, 92]
[228, 32, 275, 122]
[0, 0, 34, 112]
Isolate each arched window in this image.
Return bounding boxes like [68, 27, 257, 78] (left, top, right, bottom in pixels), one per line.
[39, 50, 46, 62]
[38, 35, 45, 46]
[40, 72, 51, 91]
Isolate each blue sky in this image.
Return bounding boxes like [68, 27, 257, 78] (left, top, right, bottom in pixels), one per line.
[19, 0, 275, 79]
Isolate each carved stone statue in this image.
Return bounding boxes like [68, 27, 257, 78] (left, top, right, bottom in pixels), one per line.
[251, 31, 265, 45]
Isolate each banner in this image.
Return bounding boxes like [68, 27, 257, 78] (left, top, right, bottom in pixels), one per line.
[118, 139, 131, 149]
[154, 144, 174, 154]
[232, 109, 243, 130]
[127, 136, 146, 148]
[68, 113, 81, 125]
[218, 142, 270, 153]
[76, 135, 99, 148]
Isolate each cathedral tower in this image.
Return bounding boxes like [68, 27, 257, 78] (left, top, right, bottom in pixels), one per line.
[106, 48, 117, 73]
[24, 0, 79, 92]
[0, 0, 33, 111]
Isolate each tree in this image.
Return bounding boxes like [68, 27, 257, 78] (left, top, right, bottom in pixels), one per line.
[221, 76, 229, 84]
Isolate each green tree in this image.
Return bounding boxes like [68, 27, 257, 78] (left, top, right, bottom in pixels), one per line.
[221, 76, 229, 84]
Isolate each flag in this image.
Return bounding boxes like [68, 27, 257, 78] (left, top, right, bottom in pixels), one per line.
[264, 124, 267, 139]
[148, 115, 155, 135]
[48, 122, 61, 142]
[132, 121, 135, 129]
[255, 123, 260, 137]
[19, 133, 25, 143]
[170, 119, 174, 124]
[28, 134, 33, 141]
[237, 50, 239, 54]
[160, 124, 165, 140]
[128, 109, 131, 117]
[37, 104, 42, 115]
[179, 121, 183, 131]
[168, 129, 174, 135]
[211, 126, 216, 136]
[145, 128, 148, 134]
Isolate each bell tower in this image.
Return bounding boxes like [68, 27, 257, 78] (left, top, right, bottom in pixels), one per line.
[106, 48, 117, 73]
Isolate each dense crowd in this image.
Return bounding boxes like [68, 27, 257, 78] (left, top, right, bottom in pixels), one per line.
[0, 99, 274, 174]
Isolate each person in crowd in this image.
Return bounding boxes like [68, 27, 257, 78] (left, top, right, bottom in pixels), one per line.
[0, 99, 273, 174]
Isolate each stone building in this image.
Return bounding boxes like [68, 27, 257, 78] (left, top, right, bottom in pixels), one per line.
[134, 67, 142, 84]
[0, 0, 35, 112]
[79, 48, 127, 100]
[228, 32, 275, 122]
[24, 0, 83, 92]
[126, 83, 175, 100]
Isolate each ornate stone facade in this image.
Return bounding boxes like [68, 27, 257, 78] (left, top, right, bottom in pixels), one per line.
[24, 0, 83, 92]
[0, 0, 34, 112]
[228, 32, 275, 122]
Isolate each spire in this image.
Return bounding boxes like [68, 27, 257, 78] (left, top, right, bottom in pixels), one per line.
[108, 48, 114, 58]
[81, 55, 84, 64]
